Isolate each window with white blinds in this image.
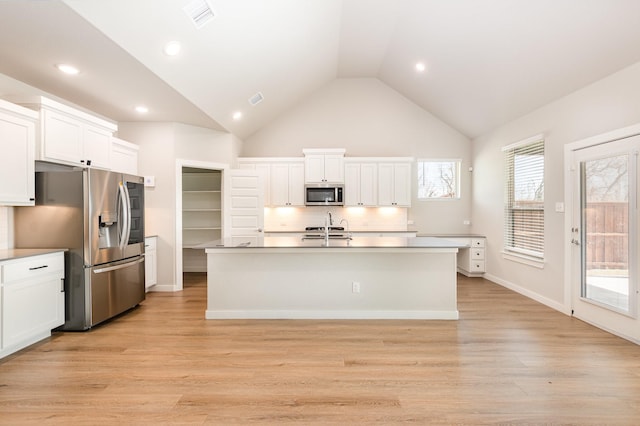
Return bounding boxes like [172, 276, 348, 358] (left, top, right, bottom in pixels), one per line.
[503, 135, 545, 259]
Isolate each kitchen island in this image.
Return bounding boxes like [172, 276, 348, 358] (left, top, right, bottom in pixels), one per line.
[203, 236, 467, 320]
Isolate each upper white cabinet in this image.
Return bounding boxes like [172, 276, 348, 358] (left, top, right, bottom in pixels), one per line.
[8, 96, 117, 169]
[303, 149, 345, 183]
[111, 137, 139, 175]
[237, 158, 272, 206]
[0, 99, 37, 206]
[270, 160, 305, 206]
[378, 161, 412, 207]
[344, 161, 377, 206]
[240, 158, 303, 207]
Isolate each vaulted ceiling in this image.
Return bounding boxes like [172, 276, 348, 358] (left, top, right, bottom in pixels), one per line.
[2, 0, 640, 140]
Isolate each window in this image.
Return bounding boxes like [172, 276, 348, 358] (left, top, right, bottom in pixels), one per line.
[417, 160, 460, 199]
[503, 135, 545, 260]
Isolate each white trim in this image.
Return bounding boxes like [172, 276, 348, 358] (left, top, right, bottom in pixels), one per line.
[567, 122, 640, 151]
[501, 250, 545, 268]
[416, 157, 462, 163]
[175, 159, 229, 293]
[205, 309, 459, 320]
[564, 123, 640, 335]
[572, 312, 640, 345]
[484, 273, 569, 315]
[501, 133, 545, 152]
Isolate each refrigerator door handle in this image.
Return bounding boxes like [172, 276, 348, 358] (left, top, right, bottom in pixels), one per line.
[122, 182, 132, 248]
[118, 182, 131, 249]
[93, 257, 144, 274]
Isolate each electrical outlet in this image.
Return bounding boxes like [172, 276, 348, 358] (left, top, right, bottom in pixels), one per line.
[352, 282, 361, 293]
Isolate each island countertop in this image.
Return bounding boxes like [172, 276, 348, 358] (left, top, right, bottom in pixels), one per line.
[201, 236, 469, 250]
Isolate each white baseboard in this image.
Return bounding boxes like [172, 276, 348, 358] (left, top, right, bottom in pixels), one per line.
[148, 284, 180, 292]
[571, 313, 640, 345]
[483, 273, 570, 315]
[205, 309, 459, 320]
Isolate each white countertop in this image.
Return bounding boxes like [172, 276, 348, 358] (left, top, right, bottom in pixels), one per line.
[0, 248, 67, 262]
[201, 236, 468, 249]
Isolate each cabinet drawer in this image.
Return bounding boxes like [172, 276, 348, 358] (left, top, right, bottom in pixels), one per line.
[471, 238, 485, 248]
[2, 253, 64, 283]
[469, 260, 485, 272]
[144, 236, 157, 250]
[471, 248, 485, 260]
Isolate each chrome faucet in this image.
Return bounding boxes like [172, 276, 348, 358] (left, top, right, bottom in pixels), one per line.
[340, 218, 351, 239]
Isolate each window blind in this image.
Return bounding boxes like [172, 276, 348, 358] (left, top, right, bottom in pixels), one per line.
[503, 137, 545, 258]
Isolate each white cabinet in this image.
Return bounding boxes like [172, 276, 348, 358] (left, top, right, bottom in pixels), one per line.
[0, 99, 37, 206]
[144, 236, 157, 290]
[237, 159, 271, 206]
[344, 162, 377, 206]
[111, 137, 139, 175]
[378, 162, 412, 207]
[270, 161, 305, 206]
[182, 169, 222, 247]
[444, 237, 486, 277]
[351, 231, 417, 238]
[303, 149, 345, 183]
[1, 251, 65, 359]
[9, 96, 117, 169]
[238, 158, 303, 207]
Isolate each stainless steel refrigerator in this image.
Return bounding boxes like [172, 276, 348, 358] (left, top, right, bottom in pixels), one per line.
[14, 164, 146, 330]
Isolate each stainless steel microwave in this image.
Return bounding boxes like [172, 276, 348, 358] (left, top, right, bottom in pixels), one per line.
[305, 184, 344, 206]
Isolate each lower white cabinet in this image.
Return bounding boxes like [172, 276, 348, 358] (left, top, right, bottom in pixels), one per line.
[1, 251, 65, 359]
[351, 232, 417, 238]
[144, 236, 157, 290]
[444, 237, 486, 276]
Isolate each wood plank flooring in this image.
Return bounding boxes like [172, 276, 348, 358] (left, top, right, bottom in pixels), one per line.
[1, 273, 639, 425]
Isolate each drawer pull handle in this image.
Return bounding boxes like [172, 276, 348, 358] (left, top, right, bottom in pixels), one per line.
[28, 265, 49, 270]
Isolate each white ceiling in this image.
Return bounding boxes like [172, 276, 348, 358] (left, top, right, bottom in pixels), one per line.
[1, 0, 640, 140]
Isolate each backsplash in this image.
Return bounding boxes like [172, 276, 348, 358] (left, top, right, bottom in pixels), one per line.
[264, 206, 408, 232]
[0, 207, 8, 249]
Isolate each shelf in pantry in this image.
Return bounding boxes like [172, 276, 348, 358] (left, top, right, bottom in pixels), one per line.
[183, 227, 222, 231]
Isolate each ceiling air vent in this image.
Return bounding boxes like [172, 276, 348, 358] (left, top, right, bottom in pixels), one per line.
[183, 0, 216, 29]
[248, 92, 264, 106]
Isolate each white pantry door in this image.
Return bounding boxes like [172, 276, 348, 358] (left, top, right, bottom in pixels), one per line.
[570, 136, 639, 342]
[224, 169, 264, 246]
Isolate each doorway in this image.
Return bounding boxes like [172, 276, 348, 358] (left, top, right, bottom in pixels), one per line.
[568, 133, 639, 342]
[175, 160, 228, 291]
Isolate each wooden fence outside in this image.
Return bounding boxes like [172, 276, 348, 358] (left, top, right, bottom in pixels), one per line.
[585, 202, 628, 270]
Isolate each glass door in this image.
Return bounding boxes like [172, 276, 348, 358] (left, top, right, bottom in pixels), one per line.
[571, 136, 639, 341]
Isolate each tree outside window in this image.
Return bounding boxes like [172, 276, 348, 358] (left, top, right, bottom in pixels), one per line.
[417, 160, 460, 199]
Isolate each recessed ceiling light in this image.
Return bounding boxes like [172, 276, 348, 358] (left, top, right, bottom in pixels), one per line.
[415, 62, 427, 73]
[164, 41, 181, 56]
[135, 105, 149, 114]
[232, 111, 242, 121]
[57, 64, 79, 75]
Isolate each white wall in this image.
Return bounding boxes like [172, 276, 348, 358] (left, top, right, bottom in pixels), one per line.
[243, 78, 472, 234]
[0, 207, 8, 249]
[472, 60, 640, 309]
[118, 122, 239, 291]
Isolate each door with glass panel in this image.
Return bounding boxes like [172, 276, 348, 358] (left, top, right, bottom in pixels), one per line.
[571, 136, 639, 341]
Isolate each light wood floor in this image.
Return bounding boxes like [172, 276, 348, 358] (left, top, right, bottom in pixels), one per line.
[1, 273, 639, 425]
